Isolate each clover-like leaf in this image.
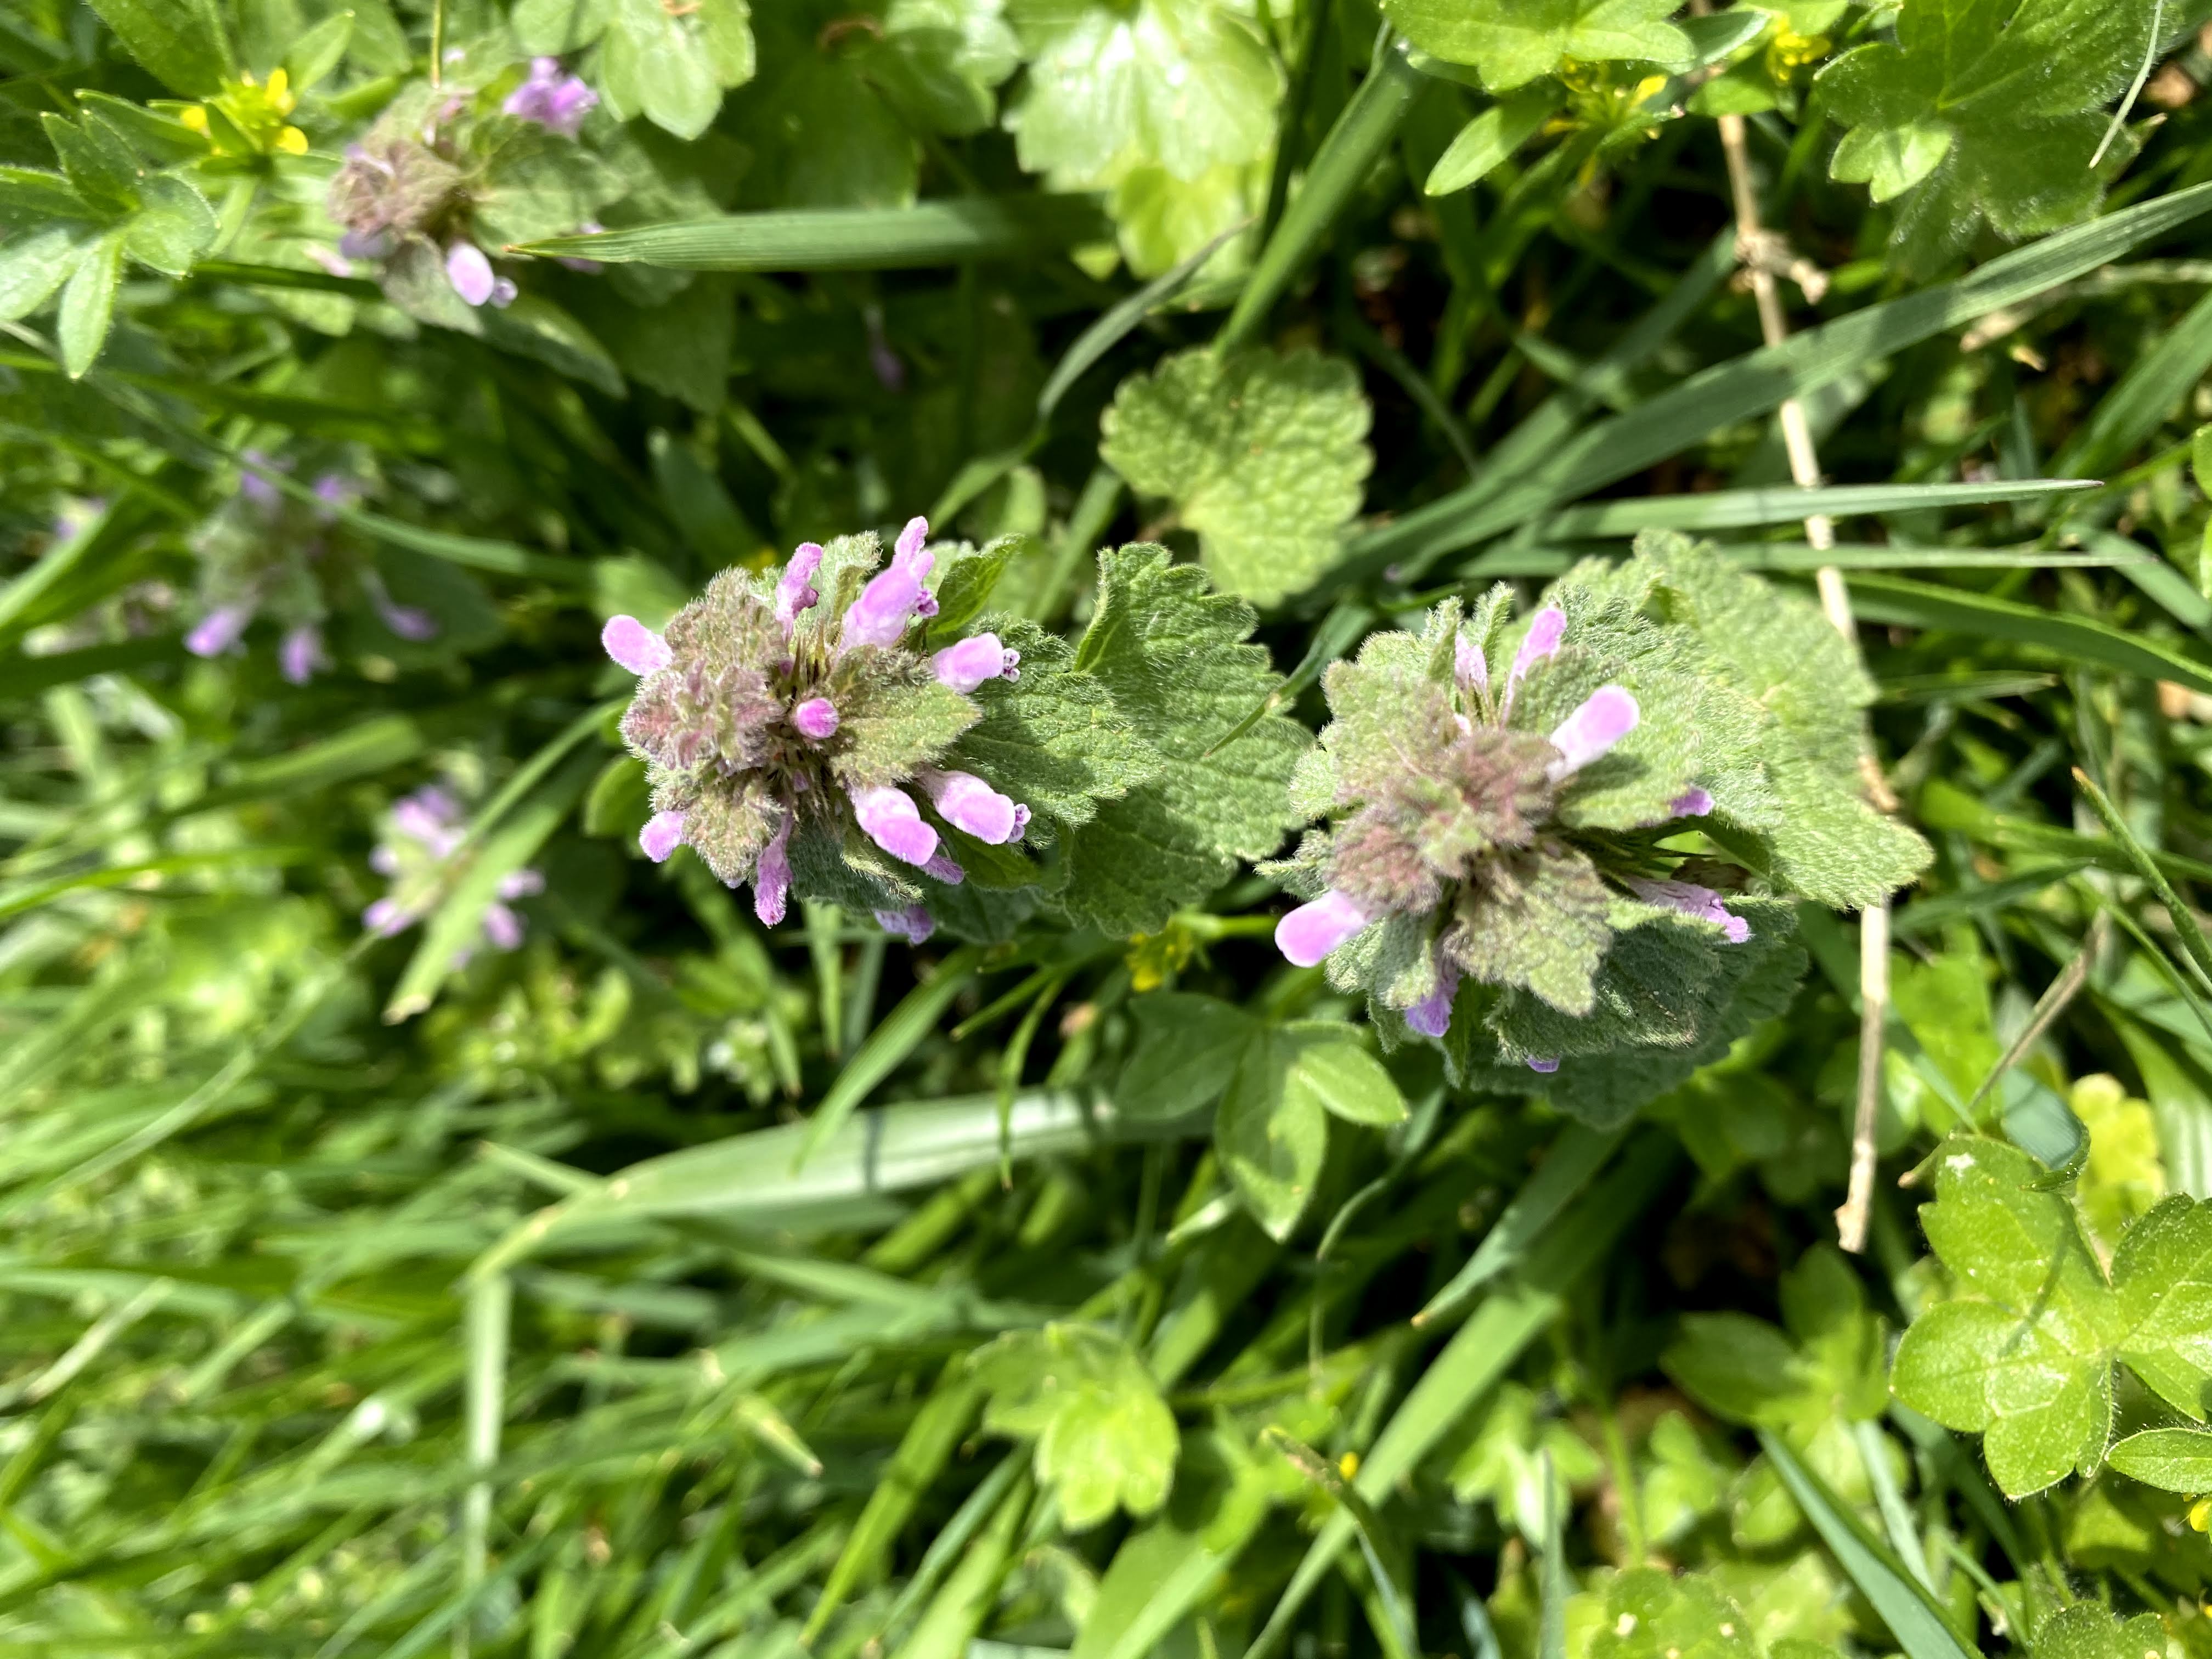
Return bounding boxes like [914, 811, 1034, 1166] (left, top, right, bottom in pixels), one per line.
[1382, 0, 1692, 92]
[1100, 347, 1373, 606]
[970, 1324, 1178, 1530]
[1818, 0, 2174, 270]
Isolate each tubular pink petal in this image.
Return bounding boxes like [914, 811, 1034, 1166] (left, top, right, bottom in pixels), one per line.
[1504, 605, 1565, 710]
[1627, 877, 1750, 944]
[363, 898, 410, 937]
[1454, 631, 1488, 697]
[445, 242, 497, 307]
[497, 868, 545, 901]
[792, 697, 839, 740]
[639, 810, 687, 863]
[187, 603, 253, 658]
[1274, 889, 1371, 967]
[874, 905, 935, 944]
[922, 851, 965, 884]
[754, 817, 792, 927]
[1404, 955, 1461, 1038]
[602, 614, 672, 675]
[894, 516, 929, 564]
[1545, 686, 1639, 781]
[279, 624, 325, 685]
[849, 785, 939, 866]
[1527, 1056, 1560, 1074]
[932, 633, 1015, 693]
[482, 902, 524, 951]
[777, 543, 824, 633]
[921, 768, 1020, 844]
[1668, 787, 1714, 818]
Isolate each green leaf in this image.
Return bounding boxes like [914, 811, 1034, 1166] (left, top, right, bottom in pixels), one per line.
[970, 1324, 1177, 1530]
[1589, 1569, 1762, 1659]
[516, 195, 1113, 269]
[1384, 0, 1692, 91]
[2029, 1606, 2175, 1659]
[1119, 992, 1259, 1122]
[514, 0, 611, 53]
[1819, 0, 2171, 269]
[1216, 1028, 1330, 1239]
[85, 0, 233, 95]
[1426, 86, 1562, 196]
[1058, 546, 1308, 935]
[41, 112, 140, 216]
[599, 0, 755, 140]
[283, 10, 353, 89]
[1663, 1247, 1888, 1436]
[1100, 346, 1372, 605]
[1889, 1137, 2128, 1496]
[948, 622, 1160, 829]
[1274, 1022, 1407, 1127]
[1002, 0, 1277, 188]
[2106, 1427, 2212, 1493]
[0, 226, 86, 323]
[2110, 1194, 2212, 1420]
[122, 173, 217, 278]
[57, 229, 124, 380]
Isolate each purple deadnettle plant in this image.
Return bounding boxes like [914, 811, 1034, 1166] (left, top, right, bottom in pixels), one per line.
[603, 519, 1029, 941]
[364, 785, 544, 965]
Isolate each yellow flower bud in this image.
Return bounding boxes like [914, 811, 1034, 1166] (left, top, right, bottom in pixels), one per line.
[267, 67, 296, 115]
[2191, 1494, 2211, 1533]
[276, 125, 308, 155]
[179, 105, 210, 134]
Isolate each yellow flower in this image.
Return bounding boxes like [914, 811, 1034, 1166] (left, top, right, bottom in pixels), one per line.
[2191, 1494, 2211, 1533]
[178, 105, 210, 136]
[275, 126, 307, 154]
[266, 67, 296, 117]
[1338, 1451, 1361, 1480]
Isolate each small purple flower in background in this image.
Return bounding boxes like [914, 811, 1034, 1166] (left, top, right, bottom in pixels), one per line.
[365, 571, 439, 642]
[504, 58, 598, 138]
[604, 517, 1036, 939]
[446, 242, 517, 309]
[187, 602, 255, 659]
[1667, 787, 1713, 819]
[239, 449, 289, 512]
[363, 785, 544, 964]
[280, 624, 326, 685]
[1526, 1056, 1560, 1074]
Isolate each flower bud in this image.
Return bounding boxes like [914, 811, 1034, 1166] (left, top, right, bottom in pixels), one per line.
[603, 616, 672, 676]
[1274, 889, 1370, 967]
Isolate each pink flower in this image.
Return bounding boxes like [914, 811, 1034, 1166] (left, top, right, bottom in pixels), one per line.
[838, 517, 936, 654]
[1454, 630, 1488, 697]
[1545, 686, 1638, 781]
[920, 768, 1025, 845]
[1275, 889, 1371, 967]
[754, 816, 792, 926]
[777, 543, 824, 635]
[603, 615, 672, 675]
[482, 901, 525, 950]
[445, 242, 516, 309]
[1503, 605, 1565, 713]
[187, 603, 253, 658]
[1404, 953, 1461, 1037]
[640, 810, 686, 863]
[503, 57, 598, 138]
[363, 897, 411, 936]
[849, 783, 939, 866]
[932, 633, 1020, 693]
[1668, 788, 1713, 818]
[365, 573, 438, 642]
[1526, 1056, 1560, 1074]
[279, 624, 325, 685]
[921, 850, 964, 884]
[792, 697, 839, 740]
[1627, 877, 1750, 944]
[875, 905, 935, 944]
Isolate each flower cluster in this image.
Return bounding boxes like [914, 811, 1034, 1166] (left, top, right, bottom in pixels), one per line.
[1269, 596, 1750, 1056]
[363, 786, 543, 963]
[327, 57, 599, 317]
[185, 452, 429, 683]
[605, 519, 1028, 943]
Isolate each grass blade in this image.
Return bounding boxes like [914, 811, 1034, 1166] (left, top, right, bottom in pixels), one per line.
[792, 945, 985, 1170]
[1544, 478, 2096, 538]
[1335, 178, 2212, 586]
[1217, 42, 1425, 355]
[1412, 1120, 1627, 1327]
[1759, 1430, 1977, 1659]
[1849, 573, 2212, 696]
[2074, 766, 2212, 991]
[1249, 1133, 1679, 1656]
[514, 197, 1112, 271]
